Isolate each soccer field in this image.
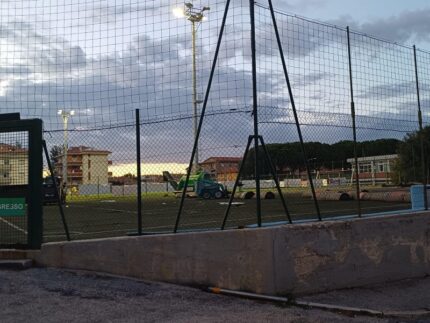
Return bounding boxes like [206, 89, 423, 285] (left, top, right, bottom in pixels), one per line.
[39, 192, 411, 243]
[0, 191, 412, 246]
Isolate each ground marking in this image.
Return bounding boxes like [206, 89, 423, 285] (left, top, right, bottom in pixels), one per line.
[72, 204, 137, 214]
[44, 231, 83, 237]
[0, 217, 27, 234]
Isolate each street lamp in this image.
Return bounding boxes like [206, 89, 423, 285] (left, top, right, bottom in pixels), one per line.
[58, 109, 75, 188]
[173, 2, 210, 172]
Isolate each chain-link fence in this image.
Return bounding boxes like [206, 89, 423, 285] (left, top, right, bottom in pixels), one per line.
[0, 131, 29, 246]
[0, 0, 427, 243]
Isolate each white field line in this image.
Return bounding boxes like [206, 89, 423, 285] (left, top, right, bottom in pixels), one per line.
[71, 229, 136, 236]
[0, 217, 27, 234]
[72, 205, 137, 214]
[44, 231, 83, 237]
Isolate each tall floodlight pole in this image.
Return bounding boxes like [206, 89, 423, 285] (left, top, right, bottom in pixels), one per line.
[58, 109, 75, 188]
[173, 3, 210, 171]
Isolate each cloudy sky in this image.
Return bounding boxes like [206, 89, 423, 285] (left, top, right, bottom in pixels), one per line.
[281, 0, 430, 46]
[0, 0, 429, 173]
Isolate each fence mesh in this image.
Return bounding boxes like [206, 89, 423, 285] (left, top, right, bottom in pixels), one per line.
[0, 131, 28, 246]
[0, 0, 427, 242]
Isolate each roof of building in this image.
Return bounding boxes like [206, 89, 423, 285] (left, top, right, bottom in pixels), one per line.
[0, 143, 27, 154]
[59, 146, 111, 156]
[200, 157, 242, 164]
[346, 154, 398, 163]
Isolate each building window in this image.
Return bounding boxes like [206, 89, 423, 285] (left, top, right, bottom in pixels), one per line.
[88, 159, 91, 169]
[359, 163, 372, 173]
[88, 172, 91, 181]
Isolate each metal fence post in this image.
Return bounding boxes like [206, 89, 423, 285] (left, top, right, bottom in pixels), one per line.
[346, 26, 362, 217]
[42, 140, 70, 241]
[267, 0, 321, 221]
[249, 0, 262, 226]
[174, 0, 231, 233]
[136, 109, 142, 235]
[413, 45, 428, 210]
[28, 119, 43, 249]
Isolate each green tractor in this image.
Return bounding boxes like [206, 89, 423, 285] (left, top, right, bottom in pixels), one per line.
[163, 171, 229, 199]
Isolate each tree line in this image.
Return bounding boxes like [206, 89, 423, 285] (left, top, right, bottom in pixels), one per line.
[242, 126, 430, 184]
[242, 139, 400, 177]
[395, 126, 430, 184]
[48, 126, 430, 185]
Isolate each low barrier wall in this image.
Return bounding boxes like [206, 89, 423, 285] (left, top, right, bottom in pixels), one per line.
[36, 211, 430, 295]
[79, 184, 111, 195]
[111, 183, 173, 196]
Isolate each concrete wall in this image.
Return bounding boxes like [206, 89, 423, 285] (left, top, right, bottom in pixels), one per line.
[284, 179, 301, 188]
[36, 211, 430, 295]
[111, 183, 174, 196]
[79, 184, 111, 196]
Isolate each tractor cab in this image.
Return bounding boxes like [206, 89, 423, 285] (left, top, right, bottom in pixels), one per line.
[168, 170, 229, 199]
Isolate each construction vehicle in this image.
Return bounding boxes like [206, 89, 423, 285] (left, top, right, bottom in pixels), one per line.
[162, 171, 229, 199]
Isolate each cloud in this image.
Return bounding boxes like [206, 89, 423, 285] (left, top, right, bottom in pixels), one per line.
[0, 65, 31, 76]
[88, 2, 166, 24]
[0, 20, 87, 77]
[126, 34, 187, 64]
[0, 2, 423, 168]
[329, 9, 430, 44]
[268, 0, 327, 12]
[249, 17, 332, 59]
[356, 82, 416, 100]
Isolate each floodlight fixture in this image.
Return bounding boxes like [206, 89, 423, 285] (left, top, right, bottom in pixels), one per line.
[173, 2, 210, 171]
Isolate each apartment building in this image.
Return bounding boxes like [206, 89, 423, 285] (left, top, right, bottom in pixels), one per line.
[0, 143, 28, 185]
[55, 146, 111, 186]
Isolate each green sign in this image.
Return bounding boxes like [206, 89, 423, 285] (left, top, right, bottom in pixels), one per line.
[0, 198, 26, 216]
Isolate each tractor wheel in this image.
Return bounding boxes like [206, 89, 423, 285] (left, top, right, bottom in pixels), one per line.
[202, 191, 211, 199]
[214, 191, 223, 199]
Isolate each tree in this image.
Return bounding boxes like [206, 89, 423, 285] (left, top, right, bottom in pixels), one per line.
[49, 145, 63, 175]
[396, 126, 430, 184]
[242, 138, 401, 178]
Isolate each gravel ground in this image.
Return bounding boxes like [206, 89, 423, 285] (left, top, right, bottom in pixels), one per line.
[301, 276, 430, 312]
[0, 268, 428, 323]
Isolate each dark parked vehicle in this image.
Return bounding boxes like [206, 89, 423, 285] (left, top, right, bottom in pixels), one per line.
[0, 176, 64, 205]
[42, 177, 65, 205]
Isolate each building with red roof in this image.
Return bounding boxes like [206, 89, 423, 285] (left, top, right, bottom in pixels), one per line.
[198, 156, 242, 181]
